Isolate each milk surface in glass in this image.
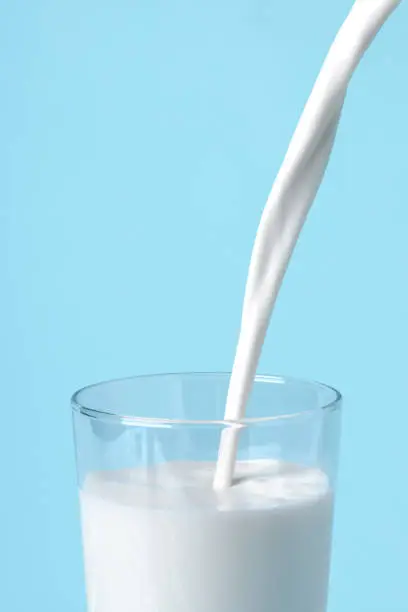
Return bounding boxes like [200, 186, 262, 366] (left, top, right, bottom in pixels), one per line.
[80, 460, 333, 612]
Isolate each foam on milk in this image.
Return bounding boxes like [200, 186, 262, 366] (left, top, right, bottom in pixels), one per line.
[80, 461, 333, 612]
[215, 0, 403, 489]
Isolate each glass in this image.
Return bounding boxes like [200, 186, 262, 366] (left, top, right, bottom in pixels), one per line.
[72, 373, 341, 612]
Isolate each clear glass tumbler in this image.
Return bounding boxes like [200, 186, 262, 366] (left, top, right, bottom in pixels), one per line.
[72, 373, 341, 612]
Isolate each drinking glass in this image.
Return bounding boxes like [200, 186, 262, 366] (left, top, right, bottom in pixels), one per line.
[72, 373, 342, 612]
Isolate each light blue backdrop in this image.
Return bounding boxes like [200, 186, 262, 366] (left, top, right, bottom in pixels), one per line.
[1, 1, 407, 611]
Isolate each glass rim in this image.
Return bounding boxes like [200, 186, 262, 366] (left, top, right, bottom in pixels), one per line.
[71, 372, 342, 427]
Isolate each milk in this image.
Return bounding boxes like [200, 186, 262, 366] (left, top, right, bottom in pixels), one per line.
[80, 460, 333, 612]
[215, 0, 403, 489]
[76, 3, 403, 609]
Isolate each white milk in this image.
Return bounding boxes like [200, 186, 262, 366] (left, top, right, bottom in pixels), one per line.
[215, 0, 402, 489]
[80, 460, 333, 612]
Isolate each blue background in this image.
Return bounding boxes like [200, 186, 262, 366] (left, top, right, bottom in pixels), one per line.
[1, 1, 407, 611]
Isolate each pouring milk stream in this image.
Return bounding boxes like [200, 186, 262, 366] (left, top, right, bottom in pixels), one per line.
[214, 0, 403, 490]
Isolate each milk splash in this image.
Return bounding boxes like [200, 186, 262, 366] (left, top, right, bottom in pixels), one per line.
[214, 0, 403, 489]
